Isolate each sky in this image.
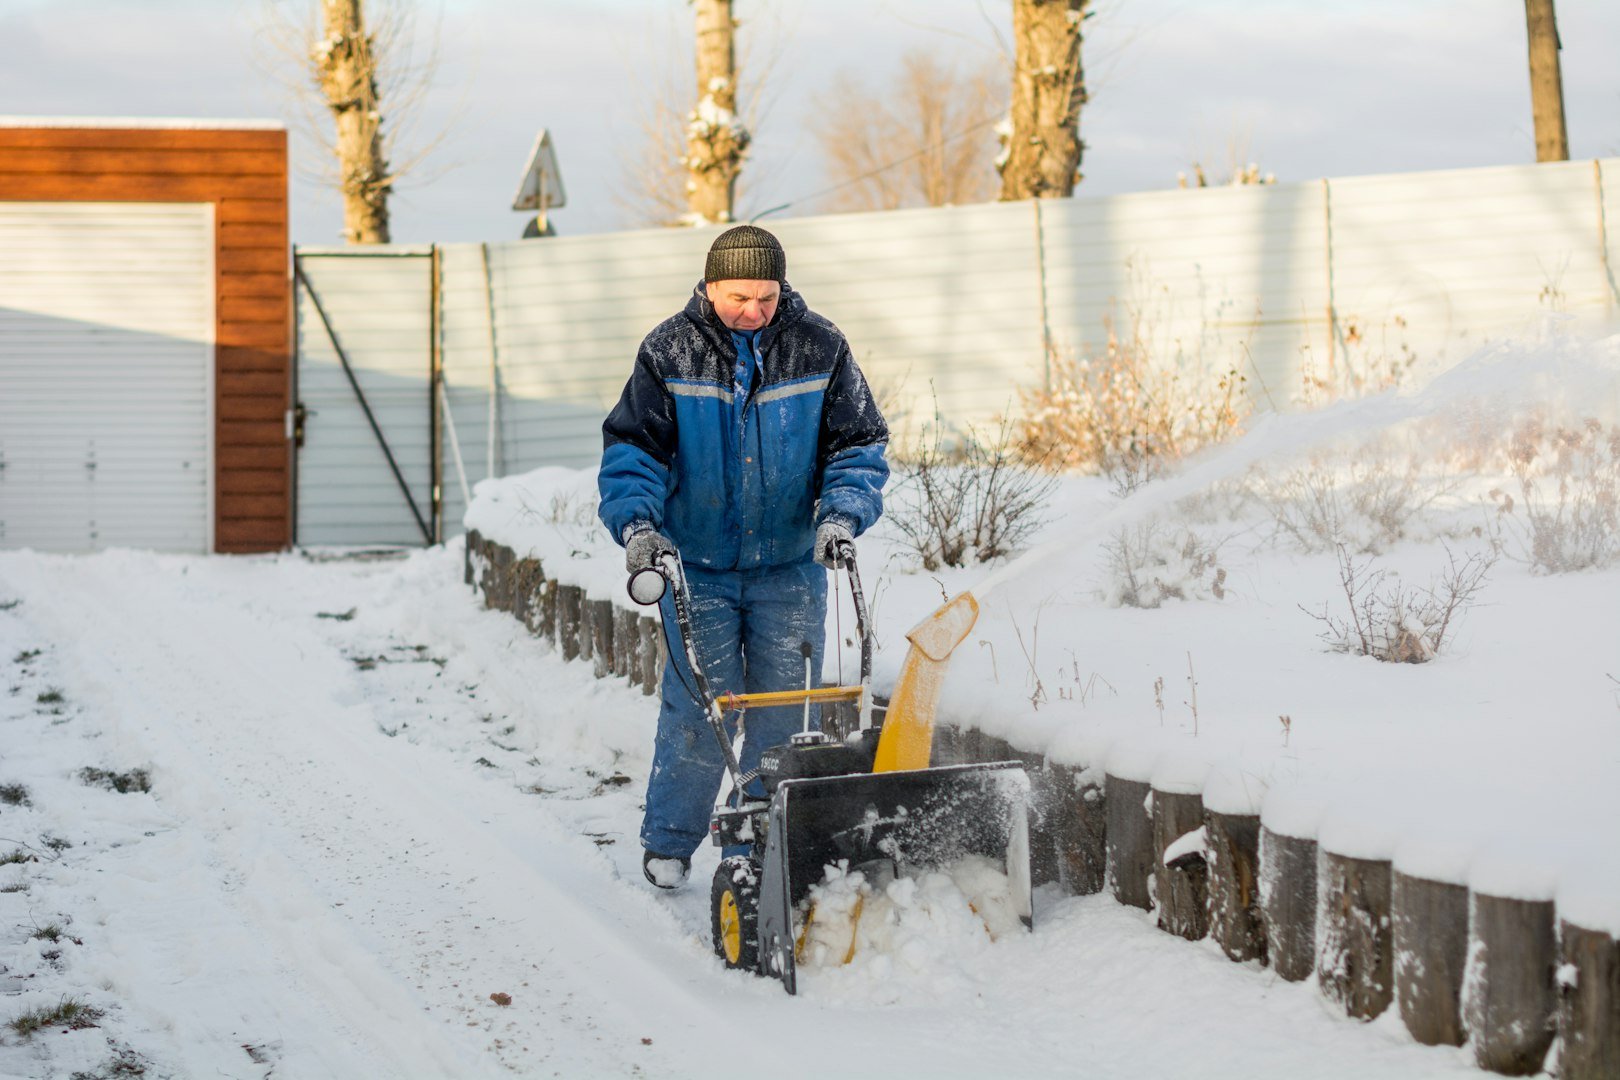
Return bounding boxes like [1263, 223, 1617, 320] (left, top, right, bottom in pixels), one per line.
[2, 0, 1618, 246]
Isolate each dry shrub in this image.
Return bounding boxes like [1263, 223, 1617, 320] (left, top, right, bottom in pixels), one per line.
[1103, 521, 1229, 609]
[1305, 543, 1495, 663]
[1245, 442, 1463, 556]
[1297, 314, 1419, 408]
[1018, 318, 1249, 495]
[889, 415, 1057, 571]
[1491, 417, 1620, 573]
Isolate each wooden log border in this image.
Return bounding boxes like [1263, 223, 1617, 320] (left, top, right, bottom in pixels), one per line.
[461, 532, 1614, 1075]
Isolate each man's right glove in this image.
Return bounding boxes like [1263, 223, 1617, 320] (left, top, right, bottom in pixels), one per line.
[624, 522, 676, 575]
[813, 516, 855, 569]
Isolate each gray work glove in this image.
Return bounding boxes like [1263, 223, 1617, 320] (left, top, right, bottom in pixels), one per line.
[624, 522, 676, 575]
[813, 516, 855, 569]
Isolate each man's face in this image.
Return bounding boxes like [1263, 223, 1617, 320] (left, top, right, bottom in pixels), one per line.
[705, 278, 780, 332]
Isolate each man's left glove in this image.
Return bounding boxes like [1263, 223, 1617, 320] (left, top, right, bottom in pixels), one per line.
[624, 521, 677, 575]
[813, 516, 855, 569]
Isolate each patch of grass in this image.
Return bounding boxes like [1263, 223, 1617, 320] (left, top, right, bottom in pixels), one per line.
[316, 607, 357, 621]
[0, 783, 30, 807]
[7, 997, 104, 1039]
[78, 767, 152, 794]
[0, 849, 34, 866]
[31, 922, 64, 943]
[0, 883, 29, 894]
[36, 688, 65, 705]
[0, 599, 19, 612]
[70, 1043, 149, 1078]
[12, 648, 40, 664]
[41, 835, 72, 853]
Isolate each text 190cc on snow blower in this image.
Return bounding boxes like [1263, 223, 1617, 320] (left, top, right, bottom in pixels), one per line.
[628, 542, 1031, 995]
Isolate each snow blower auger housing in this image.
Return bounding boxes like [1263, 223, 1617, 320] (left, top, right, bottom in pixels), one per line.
[630, 544, 1032, 995]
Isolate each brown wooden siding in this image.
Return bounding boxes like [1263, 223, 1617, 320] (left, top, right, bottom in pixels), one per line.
[0, 125, 291, 553]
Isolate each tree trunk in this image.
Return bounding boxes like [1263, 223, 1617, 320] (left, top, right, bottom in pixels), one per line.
[1465, 892, 1557, 1075]
[1392, 871, 1469, 1047]
[1557, 919, 1620, 1080]
[999, 0, 1088, 201]
[1317, 852, 1394, 1020]
[1153, 789, 1208, 940]
[686, 0, 749, 225]
[1205, 811, 1265, 963]
[1105, 774, 1153, 911]
[316, 0, 392, 243]
[1051, 764, 1106, 895]
[1524, 0, 1569, 162]
[1259, 827, 1316, 982]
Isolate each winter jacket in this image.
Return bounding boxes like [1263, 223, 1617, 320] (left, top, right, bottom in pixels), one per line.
[598, 280, 888, 571]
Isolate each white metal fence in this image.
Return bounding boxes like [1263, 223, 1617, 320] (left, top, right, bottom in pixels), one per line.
[294, 157, 1620, 546]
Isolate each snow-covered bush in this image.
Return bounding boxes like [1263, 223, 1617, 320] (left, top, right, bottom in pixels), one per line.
[1244, 443, 1462, 556]
[1304, 543, 1495, 664]
[1101, 521, 1229, 609]
[1490, 418, 1620, 573]
[889, 415, 1056, 571]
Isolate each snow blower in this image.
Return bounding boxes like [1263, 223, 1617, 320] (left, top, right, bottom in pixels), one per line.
[629, 543, 1031, 994]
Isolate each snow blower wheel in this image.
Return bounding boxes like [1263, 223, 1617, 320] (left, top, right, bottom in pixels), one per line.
[711, 856, 761, 972]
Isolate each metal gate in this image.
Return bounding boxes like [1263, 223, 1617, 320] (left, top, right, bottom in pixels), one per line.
[293, 247, 439, 547]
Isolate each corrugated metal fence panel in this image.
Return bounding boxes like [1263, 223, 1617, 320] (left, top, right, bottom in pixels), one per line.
[1040, 182, 1331, 410]
[294, 250, 434, 547]
[770, 201, 1043, 441]
[1328, 160, 1615, 379]
[0, 201, 213, 553]
[295, 158, 1620, 546]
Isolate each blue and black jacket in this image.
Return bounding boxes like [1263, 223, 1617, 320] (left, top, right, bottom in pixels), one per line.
[598, 280, 889, 571]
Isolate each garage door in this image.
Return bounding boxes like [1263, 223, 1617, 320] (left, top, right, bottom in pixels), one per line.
[0, 202, 214, 553]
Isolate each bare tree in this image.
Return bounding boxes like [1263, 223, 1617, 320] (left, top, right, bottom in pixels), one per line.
[809, 51, 1005, 213]
[999, 0, 1089, 201]
[1524, 0, 1569, 162]
[685, 0, 750, 224]
[256, 0, 446, 244]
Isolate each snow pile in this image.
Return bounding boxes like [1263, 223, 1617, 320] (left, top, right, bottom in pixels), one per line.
[794, 856, 1025, 1001]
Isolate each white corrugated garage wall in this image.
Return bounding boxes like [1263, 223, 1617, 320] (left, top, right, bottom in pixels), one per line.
[0, 201, 215, 553]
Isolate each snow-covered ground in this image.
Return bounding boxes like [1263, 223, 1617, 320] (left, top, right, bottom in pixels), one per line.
[2, 544, 1482, 1079]
[1, 333, 1615, 1077]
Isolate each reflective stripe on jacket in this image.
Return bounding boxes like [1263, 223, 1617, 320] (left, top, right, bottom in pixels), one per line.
[598, 280, 889, 571]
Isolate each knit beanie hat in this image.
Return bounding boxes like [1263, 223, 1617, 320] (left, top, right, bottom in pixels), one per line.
[704, 225, 786, 283]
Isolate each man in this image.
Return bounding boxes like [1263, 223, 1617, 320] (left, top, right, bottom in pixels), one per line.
[598, 225, 889, 889]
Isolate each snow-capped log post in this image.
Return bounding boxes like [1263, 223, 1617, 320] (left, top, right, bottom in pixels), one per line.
[1557, 918, 1620, 1080]
[1105, 774, 1154, 911]
[486, 544, 515, 612]
[1152, 788, 1208, 940]
[1204, 810, 1265, 963]
[1050, 764, 1106, 895]
[613, 607, 638, 679]
[1317, 851, 1395, 1020]
[1012, 749, 1060, 888]
[1259, 826, 1318, 982]
[638, 617, 661, 696]
[588, 598, 615, 679]
[556, 584, 583, 662]
[536, 578, 558, 645]
[511, 558, 545, 634]
[1464, 890, 1557, 1075]
[930, 723, 966, 766]
[1392, 870, 1469, 1047]
[464, 530, 479, 586]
